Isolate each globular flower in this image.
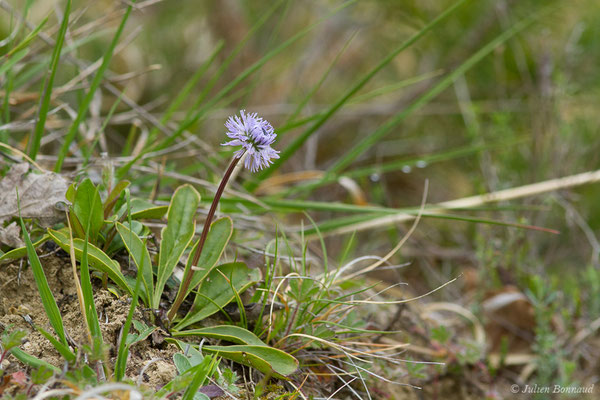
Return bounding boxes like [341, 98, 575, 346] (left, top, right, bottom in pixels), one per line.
[222, 110, 280, 172]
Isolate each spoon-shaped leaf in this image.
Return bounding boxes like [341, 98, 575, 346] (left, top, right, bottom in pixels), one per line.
[203, 345, 298, 379]
[0, 234, 49, 264]
[173, 325, 266, 346]
[73, 178, 104, 244]
[175, 262, 261, 330]
[177, 217, 233, 302]
[116, 222, 154, 307]
[154, 184, 200, 307]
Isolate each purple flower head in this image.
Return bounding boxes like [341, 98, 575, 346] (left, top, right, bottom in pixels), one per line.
[222, 110, 280, 172]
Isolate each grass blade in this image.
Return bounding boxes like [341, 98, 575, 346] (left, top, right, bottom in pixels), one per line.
[79, 189, 102, 343]
[115, 189, 143, 381]
[29, 0, 71, 160]
[0, 48, 29, 76]
[16, 189, 67, 346]
[249, 0, 470, 188]
[348, 69, 444, 104]
[116, 222, 153, 307]
[54, 1, 135, 172]
[152, 0, 356, 154]
[148, 40, 225, 140]
[328, 7, 553, 175]
[285, 32, 357, 126]
[305, 211, 559, 237]
[37, 327, 76, 363]
[10, 348, 61, 373]
[181, 356, 217, 400]
[3, 15, 47, 58]
[268, 139, 524, 198]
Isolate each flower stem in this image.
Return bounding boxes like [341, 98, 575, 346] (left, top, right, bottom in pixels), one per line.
[167, 155, 242, 322]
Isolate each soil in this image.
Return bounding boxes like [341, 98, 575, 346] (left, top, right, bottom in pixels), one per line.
[0, 254, 178, 392]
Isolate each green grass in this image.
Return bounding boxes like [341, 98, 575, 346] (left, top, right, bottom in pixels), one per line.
[17, 190, 67, 347]
[54, 1, 135, 172]
[28, 0, 70, 161]
[251, 0, 472, 188]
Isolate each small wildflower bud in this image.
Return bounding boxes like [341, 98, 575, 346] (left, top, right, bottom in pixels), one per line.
[222, 110, 280, 172]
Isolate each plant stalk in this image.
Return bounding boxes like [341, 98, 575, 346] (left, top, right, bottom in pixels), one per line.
[167, 155, 242, 321]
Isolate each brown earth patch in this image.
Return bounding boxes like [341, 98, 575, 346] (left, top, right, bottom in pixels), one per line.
[0, 254, 177, 391]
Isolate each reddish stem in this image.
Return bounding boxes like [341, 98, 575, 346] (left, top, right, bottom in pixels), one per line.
[167, 156, 242, 321]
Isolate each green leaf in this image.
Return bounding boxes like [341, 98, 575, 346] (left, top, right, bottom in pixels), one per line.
[126, 320, 157, 346]
[173, 353, 192, 374]
[73, 179, 104, 244]
[5, 15, 48, 58]
[116, 222, 154, 307]
[103, 180, 130, 219]
[65, 183, 76, 203]
[156, 355, 216, 400]
[173, 346, 205, 374]
[132, 205, 169, 220]
[177, 217, 233, 302]
[175, 262, 261, 330]
[47, 228, 133, 296]
[203, 345, 298, 379]
[37, 327, 76, 363]
[30, 365, 54, 385]
[54, 1, 135, 172]
[29, 0, 70, 160]
[69, 208, 85, 239]
[115, 189, 146, 381]
[182, 355, 216, 400]
[105, 220, 147, 256]
[116, 198, 168, 220]
[0, 48, 29, 77]
[0, 329, 27, 351]
[10, 348, 61, 373]
[431, 325, 451, 344]
[18, 205, 67, 345]
[0, 234, 49, 264]
[173, 325, 266, 346]
[154, 184, 200, 307]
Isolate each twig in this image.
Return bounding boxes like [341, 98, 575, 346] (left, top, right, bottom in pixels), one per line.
[323, 169, 600, 236]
